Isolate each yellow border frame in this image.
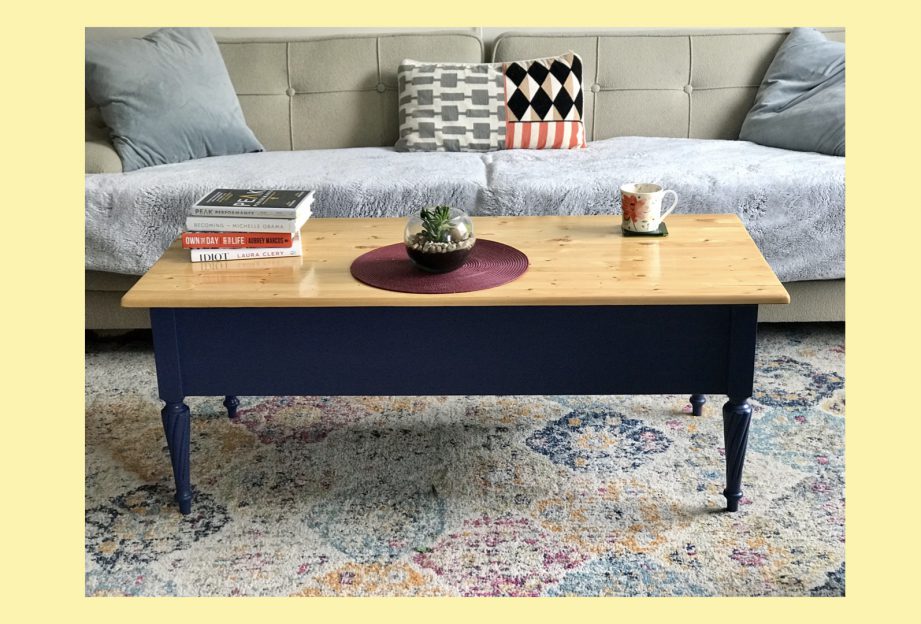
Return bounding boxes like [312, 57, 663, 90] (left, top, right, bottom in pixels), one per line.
[4, 0, 919, 620]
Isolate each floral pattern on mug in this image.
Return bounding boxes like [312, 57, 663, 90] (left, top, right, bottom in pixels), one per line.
[622, 195, 648, 224]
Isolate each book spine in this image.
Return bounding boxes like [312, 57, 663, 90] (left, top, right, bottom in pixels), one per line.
[181, 232, 294, 249]
[189, 206, 299, 219]
[185, 216, 297, 233]
[190, 244, 303, 263]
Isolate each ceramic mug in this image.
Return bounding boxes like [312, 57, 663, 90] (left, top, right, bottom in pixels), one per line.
[620, 183, 678, 233]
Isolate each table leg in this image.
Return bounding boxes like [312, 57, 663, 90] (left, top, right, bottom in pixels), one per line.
[151, 309, 195, 515]
[689, 394, 706, 416]
[161, 400, 192, 515]
[223, 395, 240, 419]
[722, 396, 752, 512]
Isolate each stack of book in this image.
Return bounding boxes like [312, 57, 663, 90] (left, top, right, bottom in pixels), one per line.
[183, 189, 314, 263]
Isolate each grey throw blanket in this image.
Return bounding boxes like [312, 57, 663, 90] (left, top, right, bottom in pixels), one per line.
[85, 136, 844, 281]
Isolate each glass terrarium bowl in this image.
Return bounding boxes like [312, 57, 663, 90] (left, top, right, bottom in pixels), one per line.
[404, 206, 476, 273]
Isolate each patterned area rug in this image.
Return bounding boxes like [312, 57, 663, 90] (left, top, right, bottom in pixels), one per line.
[85, 324, 844, 597]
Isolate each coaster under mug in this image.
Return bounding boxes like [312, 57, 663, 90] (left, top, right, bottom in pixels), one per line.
[622, 222, 669, 237]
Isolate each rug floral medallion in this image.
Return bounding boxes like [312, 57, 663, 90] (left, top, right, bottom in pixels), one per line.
[85, 325, 844, 597]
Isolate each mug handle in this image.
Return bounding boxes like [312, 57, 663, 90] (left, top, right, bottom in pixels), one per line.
[660, 190, 678, 220]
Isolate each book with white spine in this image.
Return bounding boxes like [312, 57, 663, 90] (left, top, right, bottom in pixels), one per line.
[185, 205, 312, 234]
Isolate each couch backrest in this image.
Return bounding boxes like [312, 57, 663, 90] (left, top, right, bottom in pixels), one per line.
[216, 32, 482, 151]
[492, 28, 845, 141]
[88, 28, 845, 154]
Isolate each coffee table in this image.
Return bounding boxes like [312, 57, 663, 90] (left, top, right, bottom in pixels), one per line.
[122, 215, 789, 514]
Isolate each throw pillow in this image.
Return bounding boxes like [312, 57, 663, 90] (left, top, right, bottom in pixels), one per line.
[739, 28, 845, 156]
[85, 27, 263, 171]
[396, 52, 586, 152]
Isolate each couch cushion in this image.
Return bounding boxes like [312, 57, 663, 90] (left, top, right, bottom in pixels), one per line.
[86, 28, 264, 171]
[85, 148, 489, 275]
[479, 136, 844, 282]
[85, 137, 843, 283]
[492, 28, 845, 142]
[216, 33, 483, 151]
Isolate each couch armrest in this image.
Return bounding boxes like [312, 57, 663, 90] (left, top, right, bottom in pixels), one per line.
[85, 108, 122, 174]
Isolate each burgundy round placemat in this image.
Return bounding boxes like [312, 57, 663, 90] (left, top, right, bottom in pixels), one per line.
[350, 239, 529, 294]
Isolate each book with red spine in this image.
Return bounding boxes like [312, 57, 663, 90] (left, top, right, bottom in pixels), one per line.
[182, 232, 294, 249]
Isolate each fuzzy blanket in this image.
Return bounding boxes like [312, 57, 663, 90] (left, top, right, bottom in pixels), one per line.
[85, 136, 844, 281]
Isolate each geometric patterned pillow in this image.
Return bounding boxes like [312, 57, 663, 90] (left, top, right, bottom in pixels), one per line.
[395, 51, 585, 152]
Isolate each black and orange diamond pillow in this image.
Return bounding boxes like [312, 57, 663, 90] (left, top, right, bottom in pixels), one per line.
[503, 52, 585, 149]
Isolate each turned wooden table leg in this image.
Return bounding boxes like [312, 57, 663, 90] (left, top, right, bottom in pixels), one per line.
[689, 394, 706, 416]
[161, 400, 193, 515]
[151, 309, 194, 515]
[722, 396, 752, 512]
[223, 395, 240, 419]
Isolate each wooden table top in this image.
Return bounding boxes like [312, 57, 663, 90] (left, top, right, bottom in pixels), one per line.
[122, 215, 789, 308]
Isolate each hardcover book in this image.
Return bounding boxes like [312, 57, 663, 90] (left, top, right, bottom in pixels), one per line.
[185, 207, 312, 234]
[189, 189, 314, 218]
[189, 234, 303, 263]
[181, 232, 294, 249]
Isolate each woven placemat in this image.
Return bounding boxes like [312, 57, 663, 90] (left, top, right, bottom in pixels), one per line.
[350, 239, 529, 294]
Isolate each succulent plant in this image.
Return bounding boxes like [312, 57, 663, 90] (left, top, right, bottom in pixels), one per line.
[419, 205, 454, 243]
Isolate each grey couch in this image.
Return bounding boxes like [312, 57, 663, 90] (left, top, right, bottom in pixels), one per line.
[85, 28, 845, 328]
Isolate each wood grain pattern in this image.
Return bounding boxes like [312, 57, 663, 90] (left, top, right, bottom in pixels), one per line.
[122, 215, 789, 308]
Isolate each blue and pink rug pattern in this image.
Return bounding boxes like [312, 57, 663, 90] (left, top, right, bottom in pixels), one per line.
[85, 325, 844, 596]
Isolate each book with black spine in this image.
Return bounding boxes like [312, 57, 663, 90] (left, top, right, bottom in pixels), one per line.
[189, 189, 314, 218]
